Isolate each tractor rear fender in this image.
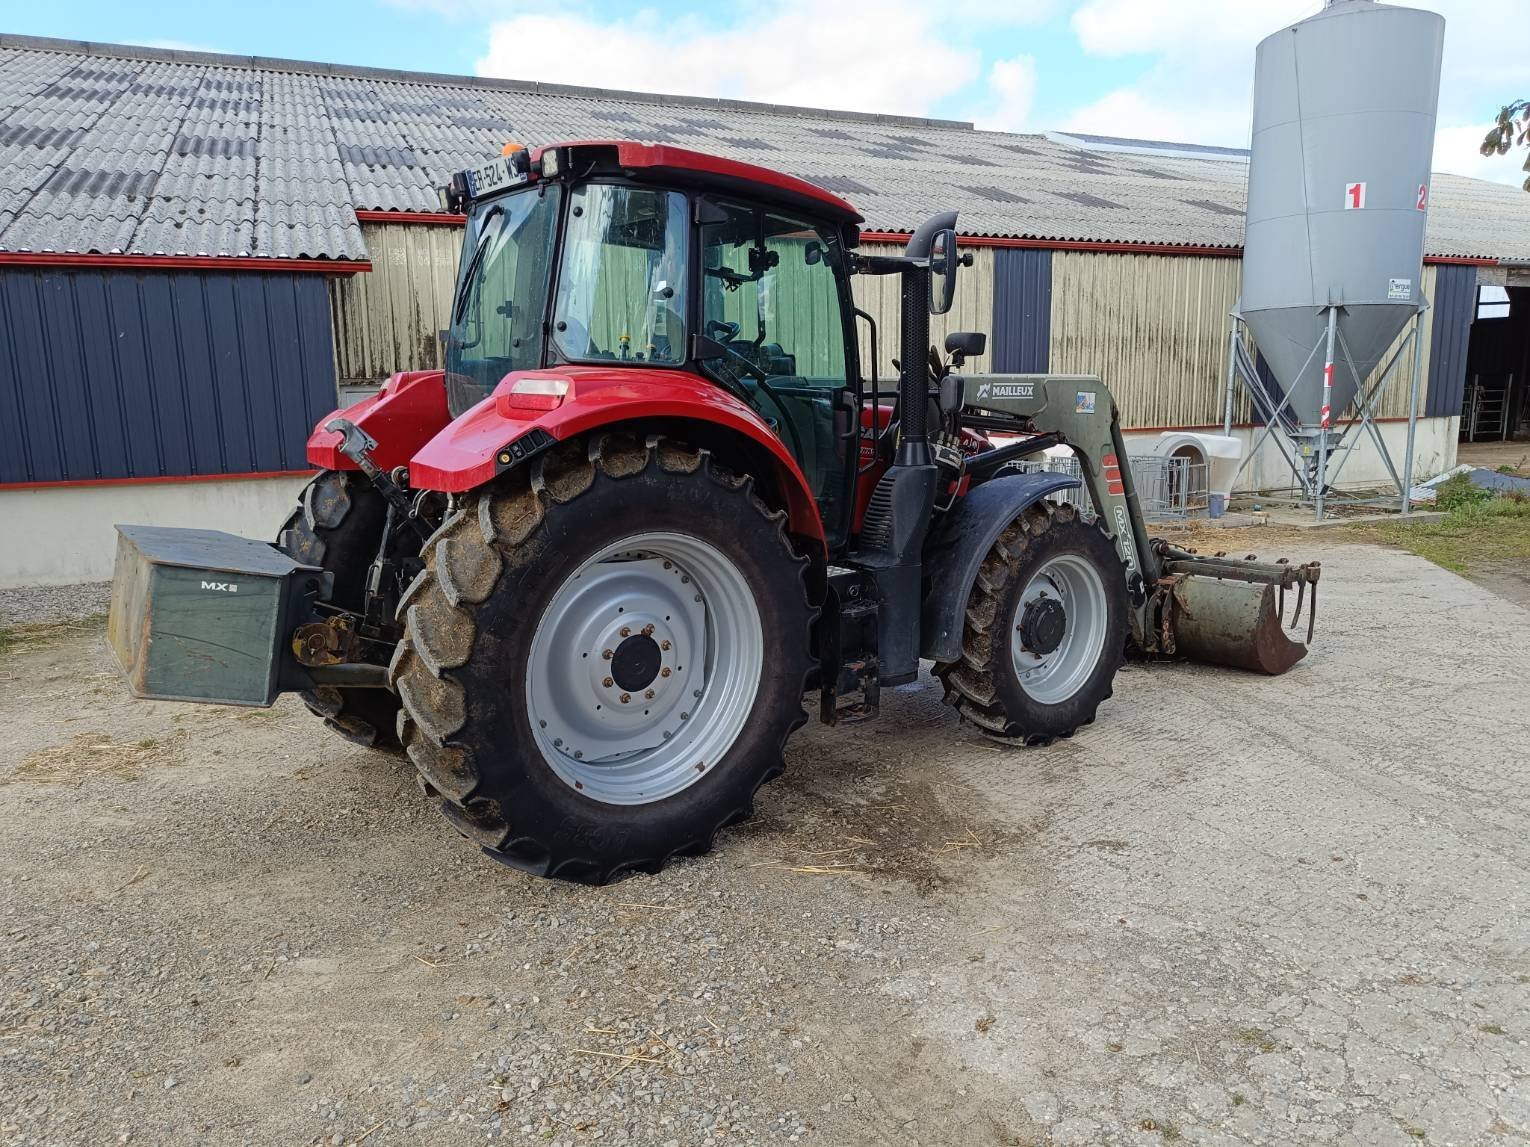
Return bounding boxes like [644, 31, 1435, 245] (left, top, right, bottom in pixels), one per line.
[919, 472, 1083, 663]
[306, 369, 452, 473]
[408, 366, 826, 548]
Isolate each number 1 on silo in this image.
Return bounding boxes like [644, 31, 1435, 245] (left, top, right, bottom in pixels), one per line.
[1344, 182, 1367, 209]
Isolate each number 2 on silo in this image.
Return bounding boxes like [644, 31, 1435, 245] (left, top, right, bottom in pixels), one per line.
[1344, 182, 1367, 209]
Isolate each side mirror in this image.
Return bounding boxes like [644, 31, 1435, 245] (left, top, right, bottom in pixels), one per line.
[928, 228, 959, 315]
[944, 331, 986, 361]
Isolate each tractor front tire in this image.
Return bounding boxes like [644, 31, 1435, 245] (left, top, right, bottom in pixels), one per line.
[390, 434, 815, 884]
[936, 502, 1127, 746]
[278, 470, 405, 750]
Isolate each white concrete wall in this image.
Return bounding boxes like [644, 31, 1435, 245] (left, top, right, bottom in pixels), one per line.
[1120, 416, 1458, 497]
[0, 475, 313, 589]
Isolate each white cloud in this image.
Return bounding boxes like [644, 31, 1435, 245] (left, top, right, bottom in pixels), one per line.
[1063, 0, 1530, 177]
[142, 38, 232, 55]
[474, 2, 983, 118]
[973, 54, 1039, 133]
[1434, 122, 1527, 187]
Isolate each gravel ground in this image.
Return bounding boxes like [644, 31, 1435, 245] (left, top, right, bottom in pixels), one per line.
[2, 541, 1528, 1146]
[0, 580, 111, 627]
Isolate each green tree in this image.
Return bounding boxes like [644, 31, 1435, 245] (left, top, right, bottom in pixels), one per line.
[1480, 100, 1530, 190]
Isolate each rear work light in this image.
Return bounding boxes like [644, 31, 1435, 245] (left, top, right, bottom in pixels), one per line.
[495, 375, 571, 416]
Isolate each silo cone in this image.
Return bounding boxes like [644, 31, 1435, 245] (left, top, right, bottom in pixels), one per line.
[1240, 0, 1444, 438]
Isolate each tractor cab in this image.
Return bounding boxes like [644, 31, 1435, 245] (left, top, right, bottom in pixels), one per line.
[438, 140, 953, 549]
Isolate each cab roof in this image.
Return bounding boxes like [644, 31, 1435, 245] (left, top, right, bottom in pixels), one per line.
[535, 140, 865, 227]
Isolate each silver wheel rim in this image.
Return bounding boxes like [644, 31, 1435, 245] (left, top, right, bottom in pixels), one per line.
[1009, 554, 1109, 705]
[526, 531, 763, 805]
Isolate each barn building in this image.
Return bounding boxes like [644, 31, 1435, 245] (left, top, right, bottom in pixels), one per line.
[2, 34, 1528, 586]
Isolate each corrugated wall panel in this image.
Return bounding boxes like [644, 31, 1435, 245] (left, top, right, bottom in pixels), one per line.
[1049, 250, 1245, 428]
[1362, 263, 1437, 419]
[1425, 263, 1476, 418]
[0, 267, 337, 484]
[991, 247, 1051, 373]
[331, 222, 462, 383]
[849, 241, 993, 386]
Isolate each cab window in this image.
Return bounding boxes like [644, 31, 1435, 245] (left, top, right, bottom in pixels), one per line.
[700, 202, 853, 541]
[553, 184, 688, 366]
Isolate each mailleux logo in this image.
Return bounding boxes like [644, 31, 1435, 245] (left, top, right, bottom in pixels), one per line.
[974, 380, 1035, 402]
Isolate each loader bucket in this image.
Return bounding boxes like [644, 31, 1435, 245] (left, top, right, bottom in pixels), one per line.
[1166, 574, 1308, 676]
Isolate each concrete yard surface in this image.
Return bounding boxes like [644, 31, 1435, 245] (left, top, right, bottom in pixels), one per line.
[1, 541, 1527, 1146]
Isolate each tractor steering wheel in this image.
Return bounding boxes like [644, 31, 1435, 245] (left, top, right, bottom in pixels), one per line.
[705, 319, 742, 344]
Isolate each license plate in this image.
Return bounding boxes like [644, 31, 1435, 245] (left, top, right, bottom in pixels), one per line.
[465, 155, 527, 199]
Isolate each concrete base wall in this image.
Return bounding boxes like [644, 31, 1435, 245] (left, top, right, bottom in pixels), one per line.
[0, 475, 313, 589]
[1121, 416, 1459, 496]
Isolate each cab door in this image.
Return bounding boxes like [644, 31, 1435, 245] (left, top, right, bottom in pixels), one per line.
[697, 200, 860, 549]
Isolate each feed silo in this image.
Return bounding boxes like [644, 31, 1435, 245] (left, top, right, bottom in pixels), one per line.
[1236, 0, 1445, 512]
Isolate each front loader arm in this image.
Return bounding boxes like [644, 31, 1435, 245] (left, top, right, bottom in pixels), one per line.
[960, 372, 1321, 674]
[961, 374, 1157, 586]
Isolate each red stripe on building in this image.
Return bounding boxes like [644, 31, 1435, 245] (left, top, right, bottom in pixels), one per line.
[0, 469, 316, 493]
[857, 230, 1497, 265]
[355, 209, 468, 226]
[0, 252, 371, 273]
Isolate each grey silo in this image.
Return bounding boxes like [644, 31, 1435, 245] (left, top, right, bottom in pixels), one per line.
[1239, 0, 1445, 427]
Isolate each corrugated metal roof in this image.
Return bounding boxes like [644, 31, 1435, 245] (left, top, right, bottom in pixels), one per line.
[1, 34, 1527, 262]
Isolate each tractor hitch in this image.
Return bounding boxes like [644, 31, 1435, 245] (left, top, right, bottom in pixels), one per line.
[107, 524, 387, 707]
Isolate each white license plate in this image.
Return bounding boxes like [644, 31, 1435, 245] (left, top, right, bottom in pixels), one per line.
[465, 155, 527, 198]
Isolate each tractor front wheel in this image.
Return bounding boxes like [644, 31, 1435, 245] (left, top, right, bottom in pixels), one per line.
[936, 502, 1127, 745]
[390, 434, 815, 883]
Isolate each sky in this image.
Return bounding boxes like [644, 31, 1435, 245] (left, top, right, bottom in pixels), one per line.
[8, 0, 1525, 186]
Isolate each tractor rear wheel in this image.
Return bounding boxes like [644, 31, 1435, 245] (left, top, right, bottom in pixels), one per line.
[390, 433, 815, 884]
[278, 470, 406, 749]
[936, 502, 1126, 745]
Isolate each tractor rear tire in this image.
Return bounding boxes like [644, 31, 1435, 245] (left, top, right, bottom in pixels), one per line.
[278, 470, 405, 750]
[936, 502, 1126, 746]
[390, 433, 815, 884]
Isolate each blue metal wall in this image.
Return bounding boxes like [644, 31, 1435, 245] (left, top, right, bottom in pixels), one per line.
[990, 248, 1051, 373]
[0, 267, 336, 484]
[1424, 264, 1477, 419]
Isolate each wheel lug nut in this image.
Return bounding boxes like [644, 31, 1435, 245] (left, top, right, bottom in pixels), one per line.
[620, 693, 631, 704]
[602, 649, 613, 660]
[660, 667, 671, 678]
[644, 689, 655, 700]
[620, 626, 631, 638]
[641, 623, 654, 637]
[660, 640, 671, 651]
[602, 676, 613, 688]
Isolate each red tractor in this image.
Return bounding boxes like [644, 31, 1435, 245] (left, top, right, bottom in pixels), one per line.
[109, 140, 1319, 883]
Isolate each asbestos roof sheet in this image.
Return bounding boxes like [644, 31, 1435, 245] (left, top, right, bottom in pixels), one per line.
[1, 35, 1527, 263]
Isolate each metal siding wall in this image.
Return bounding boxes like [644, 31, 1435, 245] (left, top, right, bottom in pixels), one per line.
[1425, 263, 1476, 418]
[849, 242, 994, 385]
[1049, 250, 1244, 428]
[331, 222, 462, 383]
[0, 268, 337, 484]
[991, 248, 1051, 373]
[1364, 263, 1437, 419]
